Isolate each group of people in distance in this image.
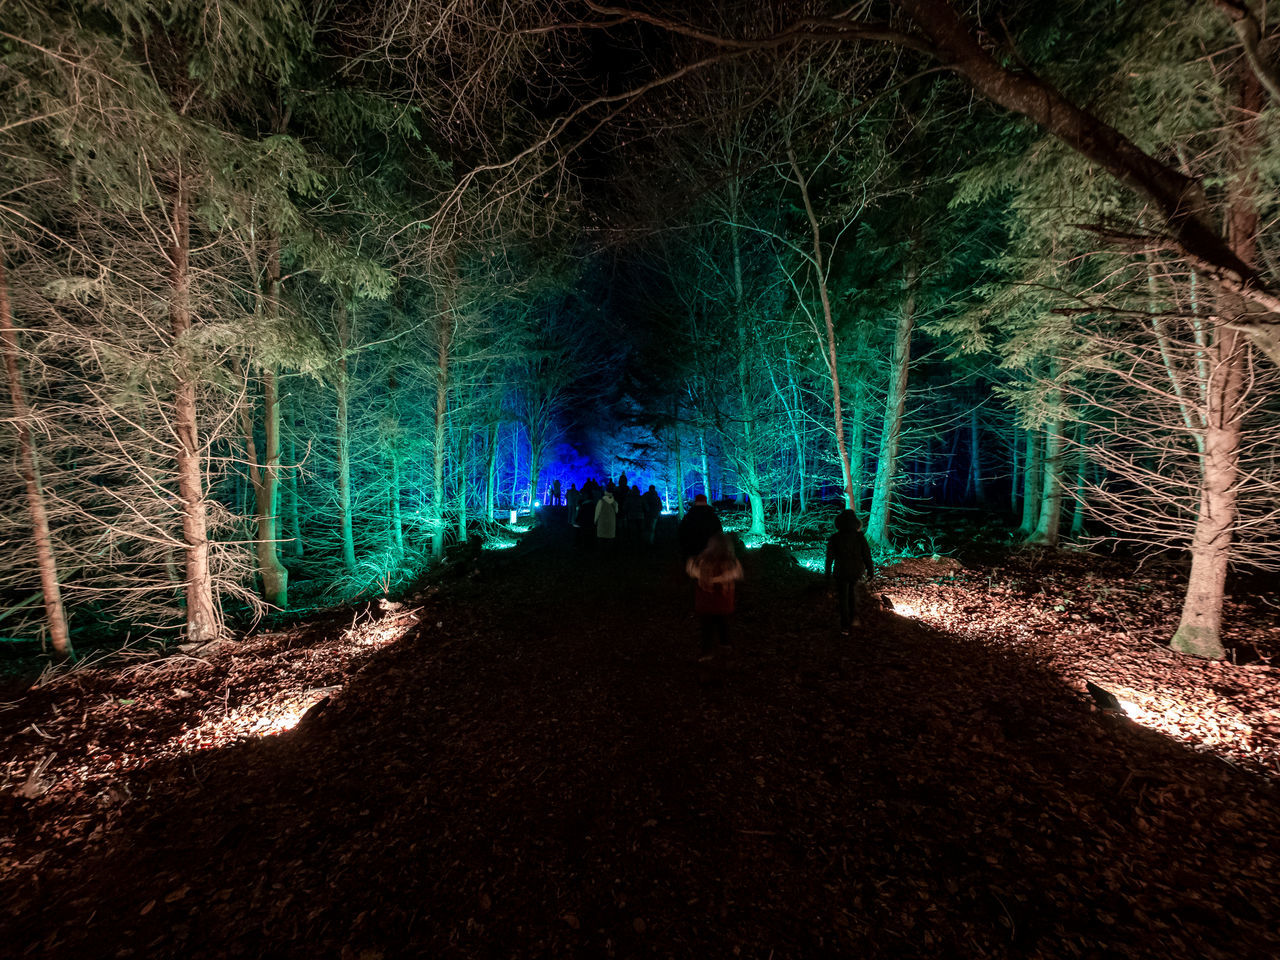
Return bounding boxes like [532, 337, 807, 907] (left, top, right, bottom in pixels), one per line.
[562, 472, 665, 548]
[677, 494, 877, 663]
[550, 476, 878, 659]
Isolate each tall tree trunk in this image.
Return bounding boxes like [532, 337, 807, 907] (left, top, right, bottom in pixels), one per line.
[673, 412, 686, 517]
[527, 428, 541, 510]
[334, 300, 356, 573]
[245, 236, 289, 605]
[509, 425, 519, 510]
[243, 364, 288, 606]
[168, 178, 219, 643]
[484, 422, 497, 520]
[456, 456, 468, 543]
[867, 263, 918, 548]
[0, 259, 72, 657]
[728, 181, 766, 535]
[1019, 426, 1042, 534]
[848, 376, 865, 512]
[431, 296, 453, 559]
[968, 406, 985, 505]
[283, 400, 303, 557]
[1027, 377, 1065, 546]
[789, 146, 856, 509]
[1070, 427, 1088, 539]
[1171, 67, 1258, 659]
[1010, 422, 1021, 517]
[698, 431, 711, 499]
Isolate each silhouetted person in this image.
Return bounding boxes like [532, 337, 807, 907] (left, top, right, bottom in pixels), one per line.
[825, 509, 875, 634]
[595, 490, 619, 552]
[575, 496, 595, 547]
[642, 485, 663, 545]
[686, 533, 743, 660]
[565, 483, 580, 524]
[677, 493, 722, 559]
[623, 485, 644, 543]
[551, 478, 561, 506]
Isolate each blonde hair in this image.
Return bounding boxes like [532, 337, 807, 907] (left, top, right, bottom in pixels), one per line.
[693, 534, 741, 591]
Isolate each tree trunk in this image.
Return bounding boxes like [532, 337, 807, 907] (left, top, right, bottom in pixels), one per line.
[867, 263, 918, 548]
[484, 422, 498, 520]
[1070, 428, 1088, 539]
[283, 400, 303, 557]
[168, 179, 220, 643]
[968, 406, 985, 505]
[244, 365, 288, 606]
[509, 425, 519, 510]
[698, 431, 711, 500]
[456, 454, 468, 543]
[243, 235, 289, 606]
[1027, 380, 1065, 546]
[334, 300, 356, 573]
[1170, 66, 1258, 659]
[729, 182, 766, 536]
[431, 297, 453, 559]
[0, 259, 72, 657]
[848, 376, 864, 512]
[527, 429, 542, 510]
[1019, 427, 1042, 534]
[789, 146, 857, 509]
[673, 412, 686, 517]
[1010, 421, 1021, 517]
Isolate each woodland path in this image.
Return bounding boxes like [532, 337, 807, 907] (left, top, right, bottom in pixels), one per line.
[5, 518, 1279, 959]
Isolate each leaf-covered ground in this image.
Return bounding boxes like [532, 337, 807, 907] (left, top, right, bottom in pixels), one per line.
[2, 520, 1278, 959]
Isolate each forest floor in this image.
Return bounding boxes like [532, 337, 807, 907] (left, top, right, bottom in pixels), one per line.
[2, 517, 1279, 959]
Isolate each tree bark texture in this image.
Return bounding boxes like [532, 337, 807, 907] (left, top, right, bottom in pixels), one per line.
[729, 181, 766, 535]
[431, 295, 453, 560]
[1027, 378, 1065, 546]
[0, 259, 72, 657]
[1170, 66, 1259, 659]
[867, 263, 918, 547]
[1019, 427, 1042, 535]
[283, 401, 303, 557]
[788, 146, 857, 510]
[168, 179, 220, 643]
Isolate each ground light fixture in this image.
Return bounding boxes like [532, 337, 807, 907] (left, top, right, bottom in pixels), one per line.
[1086, 681, 1126, 714]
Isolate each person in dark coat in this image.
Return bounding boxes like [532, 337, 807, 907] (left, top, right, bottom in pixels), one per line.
[622, 485, 644, 542]
[641, 485, 663, 545]
[551, 478, 561, 506]
[677, 494, 723, 559]
[575, 495, 596, 548]
[824, 509, 875, 634]
[566, 484, 581, 525]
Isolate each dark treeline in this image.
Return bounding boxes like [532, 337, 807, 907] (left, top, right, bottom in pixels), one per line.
[2, 1, 1278, 660]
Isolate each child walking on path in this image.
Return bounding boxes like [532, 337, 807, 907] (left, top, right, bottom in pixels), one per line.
[825, 510, 875, 635]
[686, 533, 744, 661]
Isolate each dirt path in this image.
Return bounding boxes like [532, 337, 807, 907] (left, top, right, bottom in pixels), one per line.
[5, 523, 1279, 958]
